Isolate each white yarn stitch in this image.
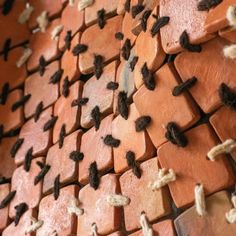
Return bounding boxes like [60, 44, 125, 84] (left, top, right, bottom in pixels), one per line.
[106, 194, 130, 207]
[194, 184, 206, 217]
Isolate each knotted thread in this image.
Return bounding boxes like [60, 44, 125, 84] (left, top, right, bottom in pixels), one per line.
[92, 223, 98, 236]
[194, 184, 206, 217]
[227, 5, 236, 26]
[51, 25, 64, 41]
[67, 198, 84, 216]
[18, 3, 34, 24]
[25, 217, 44, 234]
[207, 139, 236, 161]
[106, 194, 130, 207]
[78, 0, 94, 11]
[37, 11, 49, 32]
[16, 48, 32, 68]
[226, 194, 236, 223]
[149, 168, 176, 190]
[223, 44, 236, 60]
[140, 213, 153, 236]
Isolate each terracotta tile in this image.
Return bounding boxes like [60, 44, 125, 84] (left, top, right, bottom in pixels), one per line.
[0, 184, 9, 232]
[77, 174, 122, 235]
[130, 219, 175, 236]
[79, 15, 123, 74]
[58, 0, 84, 51]
[210, 106, 236, 161]
[43, 130, 83, 193]
[0, 89, 24, 133]
[0, 47, 27, 90]
[79, 114, 113, 184]
[2, 209, 36, 236]
[81, 61, 117, 129]
[158, 124, 235, 208]
[117, 0, 127, 15]
[0, 1, 29, 50]
[133, 63, 199, 147]
[14, 107, 52, 166]
[53, 81, 83, 144]
[174, 37, 236, 113]
[27, 20, 60, 72]
[0, 137, 17, 178]
[112, 103, 155, 173]
[133, 7, 165, 89]
[120, 158, 171, 232]
[122, 12, 137, 46]
[24, 61, 59, 119]
[174, 191, 236, 236]
[204, 0, 234, 34]
[160, 0, 213, 54]
[37, 185, 78, 236]
[85, 0, 119, 26]
[28, 0, 65, 30]
[9, 157, 44, 218]
[219, 26, 236, 43]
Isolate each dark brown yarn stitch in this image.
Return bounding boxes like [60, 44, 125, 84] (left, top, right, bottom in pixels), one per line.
[11, 94, 31, 112]
[49, 69, 64, 84]
[91, 106, 101, 131]
[126, 151, 141, 178]
[121, 39, 132, 61]
[43, 116, 58, 132]
[34, 101, 43, 122]
[34, 164, 51, 185]
[129, 56, 139, 72]
[39, 55, 46, 76]
[197, 0, 222, 11]
[64, 30, 72, 50]
[36, 161, 45, 169]
[10, 138, 24, 158]
[179, 30, 202, 52]
[0, 176, 11, 185]
[135, 116, 151, 132]
[89, 162, 100, 190]
[4, 126, 20, 137]
[14, 203, 28, 226]
[151, 16, 170, 37]
[72, 44, 88, 56]
[62, 76, 70, 97]
[69, 151, 84, 162]
[115, 32, 124, 40]
[118, 91, 129, 119]
[141, 63, 155, 90]
[165, 122, 188, 147]
[106, 81, 119, 90]
[141, 10, 152, 32]
[0, 124, 3, 140]
[219, 83, 236, 109]
[2, 38, 11, 61]
[131, 3, 145, 18]
[24, 147, 33, 172]
[2, 0, 15, 15]
[0, 82, 10, 105]
[103, 135, 121, 147]
[97, 8, 106, 29]
[54, 174, 60, 200]
[59, 124, 66, 149]
[0, 190, 16, 209]
[172, 77, 197, 96]
[71, 97, 89, 107]
[124, 0, 131, 12]
[94, 55, 104, 79]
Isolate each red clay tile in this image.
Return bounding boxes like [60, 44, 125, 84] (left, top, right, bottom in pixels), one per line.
[24, 61, 59, 119]
[210, 106, 236, 161]
[85, 0, 119, 26]
[81, 61, 117, 129]
[28, 0, 64, 30]
[53, 81, 83, 144]
[0, 47, 27, 90]
[79, 15, 123, 74]
[174, 37, 236, 113]
[122, 11, 137, 45]
[2, 209, 36, 236]
[37, 185, 78, 236]
[79, 114, 113, 184]
[58, 0, 84, 51]
[112, 103, 155, 173]
[0, 184, 9, 232]
[133, 63, 199, 147]
[43, 130, 83, 193]
[14, 107, 52, 165]
[27, 20, 60, 71]
[219, 27, 236, 43]
[133, 7, 165, 89]
[77, 174, 122, 235]
[9, 157, 44, 218]
[158, 124, 235, 208]
[120, 158, 171, 232]
[0, 137, 17, 178]
[130, 220, 175, 236]
[117, 0, 127, 15]
[160, 0, 213, 54]
[174, 191, 236, 236]
[205, 0, 235, 34]
[0, 89, 24, 133]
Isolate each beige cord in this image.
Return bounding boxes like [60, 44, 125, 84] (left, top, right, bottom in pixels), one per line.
[226, 194, 236, 223]
[51, 25, 64, 41]
[223, 45, 236, 60]
[69, 0, 75, 6]
[140, 213, 153, 236]
[25, 217, 43, 234]
[18, 3, 34, 24]
[16, 48, 32, 68]
[194, 184, 206, 217]
[106, 194, 130, 207]
[67, 198, 84, 216]
[227, 5, 236, 26]
[37, 11, 49, 33]
[78, 0, 94, 11]
[92, 223, 98, 236]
